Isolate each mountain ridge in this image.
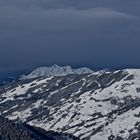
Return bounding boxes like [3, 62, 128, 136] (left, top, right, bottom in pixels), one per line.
[1, 68, 140, 139]
[21, 65, 94, 79]
[21, 64, 140, 79]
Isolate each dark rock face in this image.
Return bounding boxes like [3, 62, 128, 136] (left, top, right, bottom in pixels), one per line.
[0, 117, 79, 140]
[0, 69, 140, 140]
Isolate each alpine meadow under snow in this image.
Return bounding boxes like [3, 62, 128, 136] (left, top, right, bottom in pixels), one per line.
[1, 66, 140, 140]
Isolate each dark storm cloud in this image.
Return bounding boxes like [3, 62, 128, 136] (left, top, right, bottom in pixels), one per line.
[0, 0, 140, 72]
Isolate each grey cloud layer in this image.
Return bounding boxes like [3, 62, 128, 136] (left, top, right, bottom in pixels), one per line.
[0, 0, 140, 70]
[0, 6, 137, 30]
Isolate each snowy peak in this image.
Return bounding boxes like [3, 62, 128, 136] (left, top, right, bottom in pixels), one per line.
[23, 65, 94, 79]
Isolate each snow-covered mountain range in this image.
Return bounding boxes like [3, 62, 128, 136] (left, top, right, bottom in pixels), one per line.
[0, 66, 140, 140]
[22, 65, 93, 79]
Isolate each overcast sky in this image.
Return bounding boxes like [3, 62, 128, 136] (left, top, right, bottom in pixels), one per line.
[0, 0, 140, 75]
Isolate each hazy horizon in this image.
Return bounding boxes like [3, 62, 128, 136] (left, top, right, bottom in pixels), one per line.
[1, 64, 140, 79]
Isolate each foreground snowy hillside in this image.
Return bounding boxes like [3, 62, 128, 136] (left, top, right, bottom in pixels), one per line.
[0, 66, 140, 140]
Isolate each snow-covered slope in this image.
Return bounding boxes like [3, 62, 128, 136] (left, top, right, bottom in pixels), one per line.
[1, 68, 140, 140]
[22, 65, 93, 79]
